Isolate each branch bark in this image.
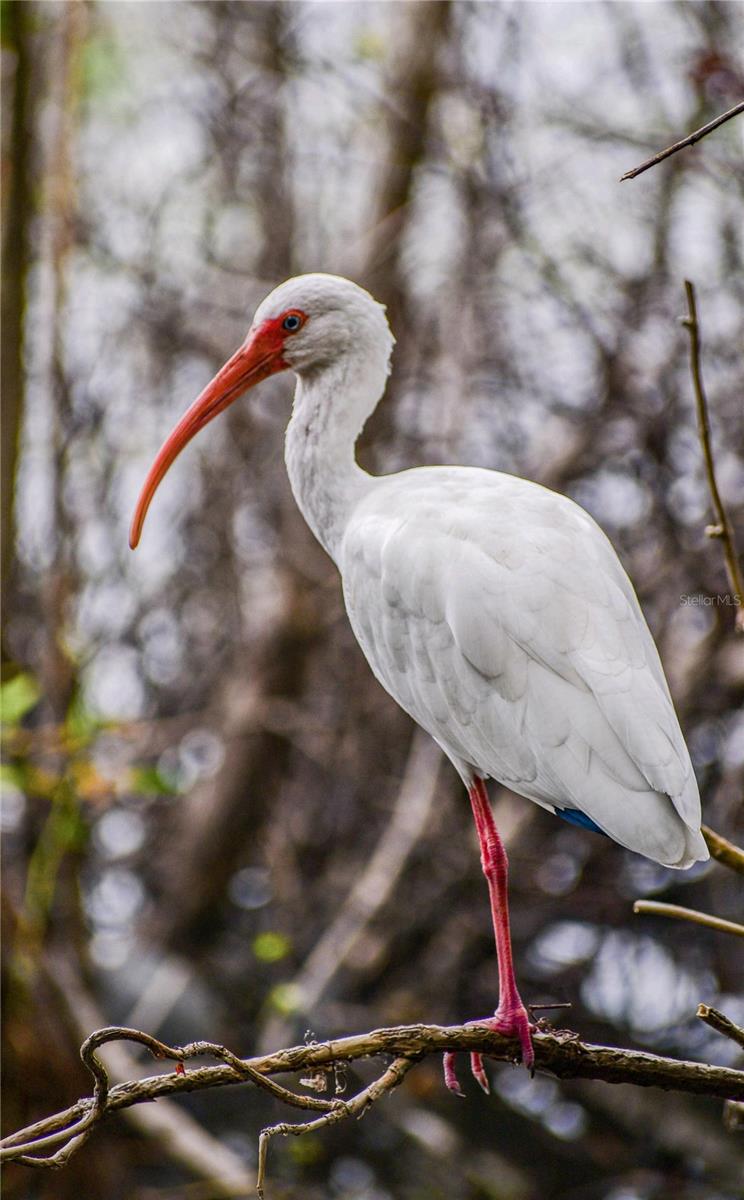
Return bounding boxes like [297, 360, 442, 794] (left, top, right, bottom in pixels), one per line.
[3, 1018, 743, 1191]
[620, 100, 744, 180]
[634, 900, 744, 938]
[697, 1004, 744, 1052]
[702, 824, 744, 875]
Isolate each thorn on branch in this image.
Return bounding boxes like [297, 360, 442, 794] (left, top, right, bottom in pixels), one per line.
[528, 1002, 572, 1012]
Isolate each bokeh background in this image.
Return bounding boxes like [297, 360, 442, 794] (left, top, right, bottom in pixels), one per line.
[2, 2, 743, 1198]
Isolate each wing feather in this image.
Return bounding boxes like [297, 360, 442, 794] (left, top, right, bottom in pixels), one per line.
[341, 468, 707, 867]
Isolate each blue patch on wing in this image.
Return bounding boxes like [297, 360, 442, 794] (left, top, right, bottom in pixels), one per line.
[556, 808, 606, 836]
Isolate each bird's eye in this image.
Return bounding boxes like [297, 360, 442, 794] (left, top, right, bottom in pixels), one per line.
[282, 313, 303, 332]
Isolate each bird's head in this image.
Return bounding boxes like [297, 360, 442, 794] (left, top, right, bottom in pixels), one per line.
[128, 274, 393, 549]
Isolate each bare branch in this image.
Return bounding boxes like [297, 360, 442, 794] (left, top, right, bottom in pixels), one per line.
[682, 280, 744, 633]
[702, 824, 744, 876]
[634, 900, 744, 938]
[3, 1019, 744, 1190]
[256, 1055, 415, 1199]
[620, 100, 744, 180]
[697, 1004, 744, 1052]
[696, 1007, 744, 1135]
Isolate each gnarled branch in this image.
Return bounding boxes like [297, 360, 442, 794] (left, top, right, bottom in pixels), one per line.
[3, 1018, 744, 1193]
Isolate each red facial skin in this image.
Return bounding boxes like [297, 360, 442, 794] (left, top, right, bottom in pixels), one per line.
[128, 311, 306, 549]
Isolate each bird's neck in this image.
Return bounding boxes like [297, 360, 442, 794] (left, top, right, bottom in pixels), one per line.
[284, 354, 385, 563]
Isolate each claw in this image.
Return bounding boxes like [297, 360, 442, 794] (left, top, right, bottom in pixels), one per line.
[444, 1006, 535, 1095]
[514, 1012, 536, 1072]
[443, 1051, 465, 1097]
[470, 1052, 490, 1094]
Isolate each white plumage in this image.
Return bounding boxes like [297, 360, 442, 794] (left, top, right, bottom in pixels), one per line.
[131, 272, 708, 1087]
[341, 466, 705, 867]
[259, 273, 707, 871]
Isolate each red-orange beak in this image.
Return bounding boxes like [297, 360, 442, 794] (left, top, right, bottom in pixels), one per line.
[129, 322, 288, 549]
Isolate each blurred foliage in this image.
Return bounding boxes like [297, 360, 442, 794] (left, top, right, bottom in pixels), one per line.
[0, 672, 40, 724]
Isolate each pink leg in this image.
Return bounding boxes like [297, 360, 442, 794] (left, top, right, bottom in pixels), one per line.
[444, 777, 534, 1095]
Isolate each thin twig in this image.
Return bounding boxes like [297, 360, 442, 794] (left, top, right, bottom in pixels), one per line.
[620, 100, 744, 180]
[634, 900, 744, 938]
[697, 1004, 744, 1052]
[256, 1056, 414, 1199]
[702, 825, 744, 876]
[681, 281, 744, 632]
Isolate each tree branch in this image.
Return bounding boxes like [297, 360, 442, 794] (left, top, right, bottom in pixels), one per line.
[3, 1019, 744, 1192]
[620, 100, 744, 180]
[697, 1006, 744, 1132]
[702, 825, 744, 875]
[697, 1004, 744, 1053]
[634, 900, 744, 938]
[256, 1054, 415, 1199]
[682, 280, 744, 633]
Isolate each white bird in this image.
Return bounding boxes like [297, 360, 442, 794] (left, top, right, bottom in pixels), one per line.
[130, 273, 708, 1093]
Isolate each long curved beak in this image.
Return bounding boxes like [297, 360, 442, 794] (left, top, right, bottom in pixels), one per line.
[129, 329, 287, 549]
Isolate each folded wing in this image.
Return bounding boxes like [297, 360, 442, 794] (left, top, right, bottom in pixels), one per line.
[342, 468, 707, 868]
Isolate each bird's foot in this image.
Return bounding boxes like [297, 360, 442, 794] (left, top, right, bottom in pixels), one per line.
[443, 1004, 535, 1097]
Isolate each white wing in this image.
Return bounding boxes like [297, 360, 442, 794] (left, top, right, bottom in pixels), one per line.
[341, 467, 707, 869]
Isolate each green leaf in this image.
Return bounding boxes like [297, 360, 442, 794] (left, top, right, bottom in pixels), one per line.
[0, 673, 40, 725]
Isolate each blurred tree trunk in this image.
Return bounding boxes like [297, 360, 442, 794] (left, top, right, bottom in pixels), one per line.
[36, 0, 87, 721]
[361, 0, 451, 320]
[358, 0, 452, 463]
[150, 3, 327, 954]
[1, 0, 32, 667]
[3, 9, 113, 1199]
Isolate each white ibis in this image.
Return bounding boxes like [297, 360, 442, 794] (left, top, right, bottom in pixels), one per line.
[130, 273, 708, 1093]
